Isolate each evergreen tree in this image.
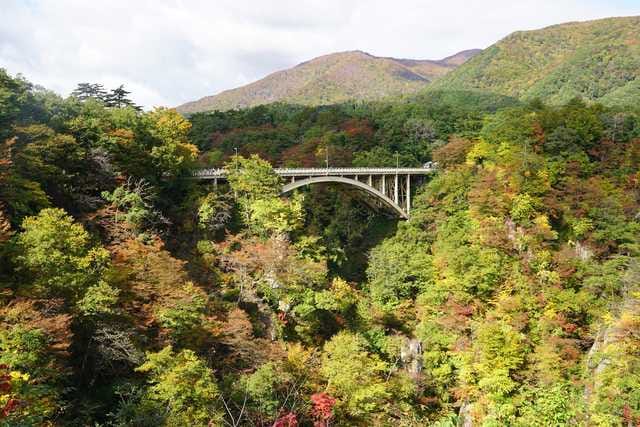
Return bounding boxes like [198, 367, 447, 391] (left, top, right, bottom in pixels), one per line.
[104, 84, 141, 110]
[71, 82, 107, 102]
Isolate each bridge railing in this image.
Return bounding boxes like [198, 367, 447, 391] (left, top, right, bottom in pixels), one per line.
[193, 166, 436, 179]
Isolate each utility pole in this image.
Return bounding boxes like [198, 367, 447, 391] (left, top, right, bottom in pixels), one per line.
[234, 147, 239, 171]
[325, 145, 329, 174]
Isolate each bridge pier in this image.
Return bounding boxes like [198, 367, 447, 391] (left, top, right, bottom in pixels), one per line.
[406, 174, 411, 213]
[394, 174, 399, 205]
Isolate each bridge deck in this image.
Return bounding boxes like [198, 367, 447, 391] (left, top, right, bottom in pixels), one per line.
[194, 167, 435, 178]
[193, 166, 437, 218]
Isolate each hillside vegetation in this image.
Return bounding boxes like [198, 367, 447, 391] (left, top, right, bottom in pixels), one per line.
[430, 16, 640, 107]
[177, 50, 480, 113]
[1, 64, 640, 426]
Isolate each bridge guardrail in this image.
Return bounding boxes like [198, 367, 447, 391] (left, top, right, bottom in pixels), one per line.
[193, 166, 436, 178]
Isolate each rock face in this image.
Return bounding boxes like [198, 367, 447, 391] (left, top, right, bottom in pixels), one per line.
[584, 259, 639, 419]
[176, 49, 481, 113]
[400, 337, 423, 378]
[574, 241, 593, 261]
[458, 401, 474, 427]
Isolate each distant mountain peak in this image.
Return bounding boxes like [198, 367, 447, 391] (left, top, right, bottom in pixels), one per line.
[177, 49, 480, 113]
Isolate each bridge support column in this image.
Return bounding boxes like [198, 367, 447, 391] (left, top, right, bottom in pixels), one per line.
[381, 175, 386, 195]
[368, 175, 372, 186]
[406, 174, 411, 214]
[394, 174, 399, 205]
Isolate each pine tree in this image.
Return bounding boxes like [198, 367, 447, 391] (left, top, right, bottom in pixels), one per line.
[104, 84, 140, 110]
[71, 83, 107, 102]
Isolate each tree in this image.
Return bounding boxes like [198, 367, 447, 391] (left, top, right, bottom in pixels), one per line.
[248, 193, 304, 237]
[101, 178, 167, 233]
[0, 139, 12, 241]
[0, 342, 59, 425]
[104, 85, 141, 110]
[71, 83, 108, 102]
[147, 107, 198, 176]
[225, 155, 292, 234]
[225, 154, 282, 204]
[135, 346, 222, 426]
[156, 282, 207, 345]
[197, 191, 232, 232]
[0, 69, 33, 141]
[320, 331, 390, 419]
[366, 225, 434, 310]
[0, 136, 49, 222]
[15, 208, 110, 300]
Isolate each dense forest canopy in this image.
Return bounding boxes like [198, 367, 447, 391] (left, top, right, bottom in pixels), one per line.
[430, 16, 640, 108]
[1, 66, 640, 427]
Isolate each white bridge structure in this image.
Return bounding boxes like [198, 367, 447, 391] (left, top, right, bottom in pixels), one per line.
[194, 166, 436, 219]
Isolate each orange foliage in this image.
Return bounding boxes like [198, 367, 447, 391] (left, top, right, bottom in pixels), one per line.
[0, 298, 73, 359]
[468, 170, 511, 219]
[109, 238, 205, 337]
[219, 308, 285, 371]
[432, 136, 474, 168]
[339, 118, 374, 140]
[281, 139, 320, 167]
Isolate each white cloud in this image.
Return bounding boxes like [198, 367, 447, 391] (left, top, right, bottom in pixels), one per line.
[1, 0, 637, 108]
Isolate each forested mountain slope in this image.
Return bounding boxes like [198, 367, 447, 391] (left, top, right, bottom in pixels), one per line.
[177, 49, 481, 113]
[1, 60, 640, 426]
[430, 16, 640, 107]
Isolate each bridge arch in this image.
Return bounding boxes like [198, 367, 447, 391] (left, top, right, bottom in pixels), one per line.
[281, 176, 409, 219]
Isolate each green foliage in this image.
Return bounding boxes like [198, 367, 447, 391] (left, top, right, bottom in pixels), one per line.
[314, 277, 358, 314]
[321, 331, 391, 418]
[249, 193, 304, 237]
[2, 62, 640, 426]
[366, 223, 434, 310]
[0, 69, 34, 141]
[135, 346, 222, 426]
[225, 154, 305, 237]
[156, 283, 207, 344]
[15, 208, 110, 300]
[509, 193, 537, 225]
[0, 326, 49, 372]
[101, 179, 160, 232]
[516, 383, 583, 426]
[147, 107, 198, 176]
[197, 191, 232, 232]
[77, 281, 120, 316]
[430, 16, 640, 107]
[226, 154, 282, 203]
[0, 327, 60, 425]
[241, 362, 281, 418]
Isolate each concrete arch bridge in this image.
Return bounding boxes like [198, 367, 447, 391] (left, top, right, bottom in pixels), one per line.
[193, 166, 436, 219]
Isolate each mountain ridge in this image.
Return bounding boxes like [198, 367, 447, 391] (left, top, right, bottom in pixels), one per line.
[177, 49, 481, 113]
[428, 15, 640, 106]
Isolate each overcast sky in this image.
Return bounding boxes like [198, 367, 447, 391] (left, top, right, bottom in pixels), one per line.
[1, 0, 638, 108]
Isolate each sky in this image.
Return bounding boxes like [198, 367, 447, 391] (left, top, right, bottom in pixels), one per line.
[1, 0, 638, 108]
